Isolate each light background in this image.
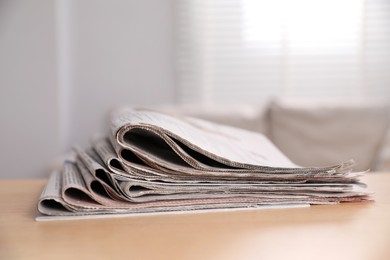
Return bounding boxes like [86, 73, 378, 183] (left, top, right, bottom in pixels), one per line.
[0, 0, 175, 178]
[1, 0, 389, 178]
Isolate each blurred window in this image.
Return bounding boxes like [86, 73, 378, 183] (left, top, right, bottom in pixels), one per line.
[175, 0, 390, 104]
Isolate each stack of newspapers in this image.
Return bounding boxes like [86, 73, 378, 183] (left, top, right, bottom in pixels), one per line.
[36, 108, 371, 220]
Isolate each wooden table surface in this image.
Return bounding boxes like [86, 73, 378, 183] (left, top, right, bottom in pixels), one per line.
[1, 173, 390, 260]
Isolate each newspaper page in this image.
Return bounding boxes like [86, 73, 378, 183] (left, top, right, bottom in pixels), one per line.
[112, 108, 352, 175]
[111, 108, 299, 169]
[36, 108, 372, 221]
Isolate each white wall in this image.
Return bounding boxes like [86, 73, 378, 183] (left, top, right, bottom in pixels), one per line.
[67, 0, 175, 148]
[0, 0, 175, 178]
[0, 0, 60, 179]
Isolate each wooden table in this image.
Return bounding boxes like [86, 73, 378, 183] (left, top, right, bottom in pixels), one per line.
[1, 173, 390, 260]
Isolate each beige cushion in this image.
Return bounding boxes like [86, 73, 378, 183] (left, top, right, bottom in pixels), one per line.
[374, 127, 390, 171]
[269, 98, 389, 171]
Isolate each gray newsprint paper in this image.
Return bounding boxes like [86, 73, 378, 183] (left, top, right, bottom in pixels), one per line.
[37, 108, 372, 221]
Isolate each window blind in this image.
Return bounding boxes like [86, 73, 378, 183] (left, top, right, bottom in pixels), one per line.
[174, 0, 390, 104]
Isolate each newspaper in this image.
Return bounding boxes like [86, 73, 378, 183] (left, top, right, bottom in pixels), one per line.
[37, 108, 372, 220]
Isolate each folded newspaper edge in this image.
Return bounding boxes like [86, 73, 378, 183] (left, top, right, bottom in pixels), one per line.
[36, 108, 373, 221]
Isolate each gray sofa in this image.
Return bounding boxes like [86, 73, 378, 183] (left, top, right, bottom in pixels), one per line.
[160, 98, 390, 171]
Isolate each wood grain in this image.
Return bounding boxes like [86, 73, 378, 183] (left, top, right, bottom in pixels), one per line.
[1, 173, 390, 260]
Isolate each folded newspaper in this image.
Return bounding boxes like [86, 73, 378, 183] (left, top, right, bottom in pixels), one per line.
[36, 108, 371, 220]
